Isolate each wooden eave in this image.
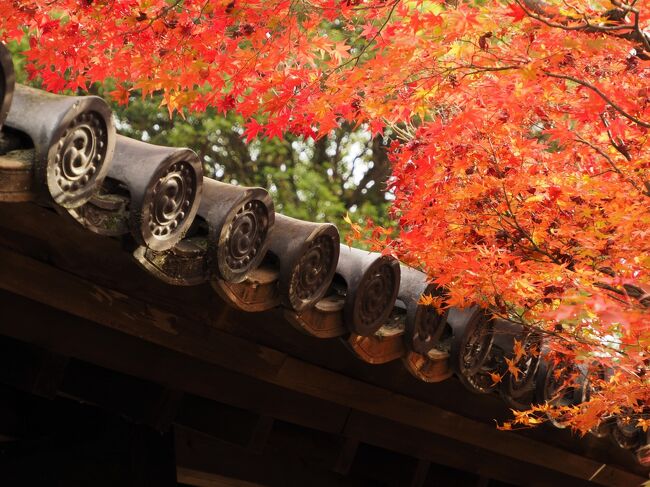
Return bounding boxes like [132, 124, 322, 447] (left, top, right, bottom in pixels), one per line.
[0, 201, 646, 486]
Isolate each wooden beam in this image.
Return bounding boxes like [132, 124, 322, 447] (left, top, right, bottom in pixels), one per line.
[0, 387, 19, 439]
[0, 338, 68, 399]
[0, 247, 644, 487]
[0, 246, 287, 381]
[343, 410, 595, 487]
[150, 389, 184, 433]
[0, 291, 350, 435]
[30, 351, 68, 399]
[410, 459, 430, 487]
[0, 334, 568, 487]
[0, 384, 178, 487]
[175, 394, 271, 448]
[332, 437, 359, 476]
[0, 335, 593, 487]
[0, 340, 593, 487]
[175, 426, 358, 487]
[247, 416, 274, 453]
[177, 468, 270, 487]
[130, 426, 177, 487]
[349, 442, 419, 485]
[57, 358, 174, 429]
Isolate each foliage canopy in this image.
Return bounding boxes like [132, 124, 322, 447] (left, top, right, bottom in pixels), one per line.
[3, 0, 650, 434]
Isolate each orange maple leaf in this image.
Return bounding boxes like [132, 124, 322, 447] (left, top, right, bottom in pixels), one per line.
[505, 357, 522, 381]
[490, 372, 503, 384]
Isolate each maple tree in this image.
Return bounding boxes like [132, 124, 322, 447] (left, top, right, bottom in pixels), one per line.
[2, 0, 650, 437]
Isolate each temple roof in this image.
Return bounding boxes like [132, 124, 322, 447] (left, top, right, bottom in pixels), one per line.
[0, 43, 648, 486]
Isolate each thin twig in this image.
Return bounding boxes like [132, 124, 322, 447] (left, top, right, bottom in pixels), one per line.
[574, 134, 644, 194]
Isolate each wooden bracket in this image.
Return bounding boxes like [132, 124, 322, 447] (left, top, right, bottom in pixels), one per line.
[347, 321, 406, 364]
[403, 349, 452, 383]
[211, 265, 280, 312]
[285, 294, 347, 338]
[0, 151, 35, 202]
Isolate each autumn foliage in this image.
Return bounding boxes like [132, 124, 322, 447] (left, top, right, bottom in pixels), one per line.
[2, 0, 649, 435]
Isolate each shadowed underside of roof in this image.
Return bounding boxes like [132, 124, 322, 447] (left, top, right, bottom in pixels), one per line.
[0, 42, 648, 479]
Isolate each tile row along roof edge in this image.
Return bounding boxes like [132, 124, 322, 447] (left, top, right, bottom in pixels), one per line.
[0, 43, 647, 465]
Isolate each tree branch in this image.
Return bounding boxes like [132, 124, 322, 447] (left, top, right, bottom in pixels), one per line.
[543, 71, 650, 128]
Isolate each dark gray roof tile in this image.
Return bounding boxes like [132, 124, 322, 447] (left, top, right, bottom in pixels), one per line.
[5, 84, 114, 208]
